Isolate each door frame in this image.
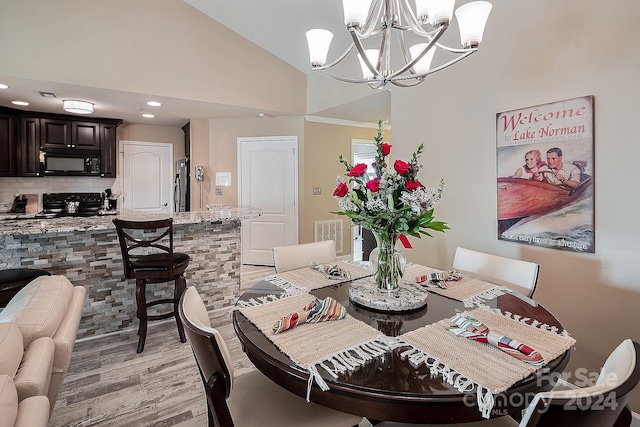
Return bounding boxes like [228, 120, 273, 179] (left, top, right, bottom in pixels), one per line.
[120, 140, 174, 214]
[237, 135, 299, 264]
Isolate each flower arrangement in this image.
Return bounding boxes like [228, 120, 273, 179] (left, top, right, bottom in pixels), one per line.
[332, 120, 449, 291]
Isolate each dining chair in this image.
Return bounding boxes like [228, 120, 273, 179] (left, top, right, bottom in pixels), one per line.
[113, 218, 190, 353]
[272, 240, 337, 273]
[452, 247, 540, 298]
[178, 286, 363, 427]
[377, 339, 640, 427]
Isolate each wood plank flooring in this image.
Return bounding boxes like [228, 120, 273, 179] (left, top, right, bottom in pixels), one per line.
[50, 265, 274, 427]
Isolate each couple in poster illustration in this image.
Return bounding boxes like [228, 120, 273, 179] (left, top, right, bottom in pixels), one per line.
[496, 96, 594, 253]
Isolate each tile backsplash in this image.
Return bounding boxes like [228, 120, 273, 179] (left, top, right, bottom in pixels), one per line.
[0, 177, 116, 211]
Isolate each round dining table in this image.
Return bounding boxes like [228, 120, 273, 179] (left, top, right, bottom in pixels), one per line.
[232, 277, 571, 424]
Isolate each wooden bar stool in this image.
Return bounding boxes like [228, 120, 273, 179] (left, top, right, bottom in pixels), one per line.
[113, 218, 190, 353]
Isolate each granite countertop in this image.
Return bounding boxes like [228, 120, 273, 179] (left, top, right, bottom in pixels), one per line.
[0, 205, 262, 236]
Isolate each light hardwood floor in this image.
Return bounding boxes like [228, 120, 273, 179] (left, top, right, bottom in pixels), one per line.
[50, 265, 274, 427]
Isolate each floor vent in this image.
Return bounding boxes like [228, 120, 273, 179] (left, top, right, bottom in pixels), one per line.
[314, 219, 343, 254]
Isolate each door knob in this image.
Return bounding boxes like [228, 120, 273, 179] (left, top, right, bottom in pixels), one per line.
[164, 203, 168, 206]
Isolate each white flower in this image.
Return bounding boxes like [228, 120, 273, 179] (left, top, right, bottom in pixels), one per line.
[337, 197, 358, 212]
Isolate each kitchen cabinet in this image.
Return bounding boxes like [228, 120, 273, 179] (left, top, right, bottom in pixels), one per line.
[40, 118, 70, 149]
[0, 107, 121, 177]
[40, 119, 100, 150]
[0, 113, 17, 176]
[100, 123, 117, 177]
[20, 117, 41, 177]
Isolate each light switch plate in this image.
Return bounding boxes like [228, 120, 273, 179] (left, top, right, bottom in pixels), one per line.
[215, 188, 222, 196]
[312, 187, 322, 195]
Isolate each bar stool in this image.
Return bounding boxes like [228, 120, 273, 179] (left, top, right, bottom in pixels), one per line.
[113, 218, 190, 353]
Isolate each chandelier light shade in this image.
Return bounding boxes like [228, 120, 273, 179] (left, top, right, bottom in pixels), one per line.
[63, 100, 94, 114]
[306, 0, 493, 89]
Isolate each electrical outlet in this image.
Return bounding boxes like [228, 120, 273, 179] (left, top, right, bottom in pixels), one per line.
[215, 188, 222, 196]
[312, 187, 322, 195]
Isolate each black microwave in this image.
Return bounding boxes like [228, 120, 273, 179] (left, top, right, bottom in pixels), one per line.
[39, 149, 101, 176]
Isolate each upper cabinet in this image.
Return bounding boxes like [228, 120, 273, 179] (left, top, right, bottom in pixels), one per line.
[0, 113, 17, 176]
[0, 107, 122, 177]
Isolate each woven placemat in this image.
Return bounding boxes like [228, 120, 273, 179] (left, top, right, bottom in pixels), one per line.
[404, 264, 511, 307]
[238, 293, 382, 366]
[274, 260, 373, 291]
[397, 305, 575, 417]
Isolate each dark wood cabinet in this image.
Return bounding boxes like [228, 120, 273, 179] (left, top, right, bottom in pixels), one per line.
[0, 107, 122, 177]
[100, 123, 118, 177]
[0, 113, 17, 176]
[40, 118, 71, 149]
[20, 117, 41, 177]
[73, 121, 100, 149]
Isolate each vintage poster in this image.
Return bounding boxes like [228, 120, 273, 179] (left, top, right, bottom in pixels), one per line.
[496, 96, 594, 253]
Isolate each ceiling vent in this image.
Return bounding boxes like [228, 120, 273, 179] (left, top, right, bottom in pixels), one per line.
[39, 91, 57, 98]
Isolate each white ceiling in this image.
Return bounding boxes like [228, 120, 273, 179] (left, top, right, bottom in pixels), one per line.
[0, 0, 389, 128]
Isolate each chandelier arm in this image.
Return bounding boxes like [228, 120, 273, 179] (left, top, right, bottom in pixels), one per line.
[392, 49, 476, 82]
[435, 42, 475, 54]
[388, 25, 446, 80]
[398, 0, 427, 34]
[390, 78, 425, 88]
[358, 0, 385, 38]
[312, 42, 356, 71]
[350, 27, 384, 80]
[315, 69, 384, 85]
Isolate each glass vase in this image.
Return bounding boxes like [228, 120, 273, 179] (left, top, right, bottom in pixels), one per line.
[369, 231, 406, 293]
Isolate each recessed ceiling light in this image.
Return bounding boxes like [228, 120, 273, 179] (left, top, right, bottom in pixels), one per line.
[142, 113, 154, 118]
[12, 100, 29, 106]
[0, 83, 8, 90]
[147, 101, 161, 107]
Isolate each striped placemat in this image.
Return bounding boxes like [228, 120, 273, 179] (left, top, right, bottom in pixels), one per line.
[273, 260, 373, 291]
[238, 293, 394, 399]
[403, 264, 511, 307]
[397, 305, 575, 418]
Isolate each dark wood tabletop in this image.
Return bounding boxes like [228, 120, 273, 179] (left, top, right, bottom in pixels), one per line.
[232, 279, 571, 424]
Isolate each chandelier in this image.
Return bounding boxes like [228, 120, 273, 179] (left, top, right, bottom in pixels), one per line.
[305, 0, 492, 89]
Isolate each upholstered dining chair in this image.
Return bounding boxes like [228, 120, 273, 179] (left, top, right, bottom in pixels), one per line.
[377, 339, 640, 427]
[452, 247, 540, 298]
[272, 240, 337, 273]
[113, 218, 190, 353]
[178, 286, 363, 427]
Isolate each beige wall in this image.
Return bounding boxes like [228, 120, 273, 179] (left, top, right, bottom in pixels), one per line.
[118, 123, 185, 162]
[302, 121, 391, 255]
[390, 0, 640, 410]
[196, 116, 305, 211]
[0, 0, 306, 115]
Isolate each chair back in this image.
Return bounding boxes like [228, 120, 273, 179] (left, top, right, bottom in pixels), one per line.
[521, 339, 640, 427]
[113, 218, 179, 280]
[272, 240, 337, 273]
[179, 286, 235, 427]
[453, 247, 540, 298]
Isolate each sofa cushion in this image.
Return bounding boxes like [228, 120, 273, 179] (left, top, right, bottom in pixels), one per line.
[14, 395, 50, 427]
[0, 276, 74, 347]
[0, 375, 18, 427]
[0, 323, 23, 377]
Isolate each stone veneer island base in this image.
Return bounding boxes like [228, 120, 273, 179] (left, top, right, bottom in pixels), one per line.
[0, 206, 261, 338]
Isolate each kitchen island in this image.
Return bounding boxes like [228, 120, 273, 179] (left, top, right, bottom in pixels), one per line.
[0, 206, 261, 338]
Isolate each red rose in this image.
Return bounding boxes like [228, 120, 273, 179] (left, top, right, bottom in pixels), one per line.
[405, 180, 424, 191]
[348, 163, 368, 177]
[333, 182, 349, 197]
[366, 178, 380, 192]
[394, 160, 411, 175]
[381, 143, 391, 156]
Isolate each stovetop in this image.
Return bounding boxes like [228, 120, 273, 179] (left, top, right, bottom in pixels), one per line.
[36, 192, 105, 218]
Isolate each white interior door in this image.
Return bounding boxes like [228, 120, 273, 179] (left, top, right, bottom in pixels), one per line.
[121, 141, 173, 214]
[239, 136, 298, 265]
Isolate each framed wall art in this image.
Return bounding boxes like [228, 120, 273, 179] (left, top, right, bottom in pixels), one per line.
[496, 95, 594, 253]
